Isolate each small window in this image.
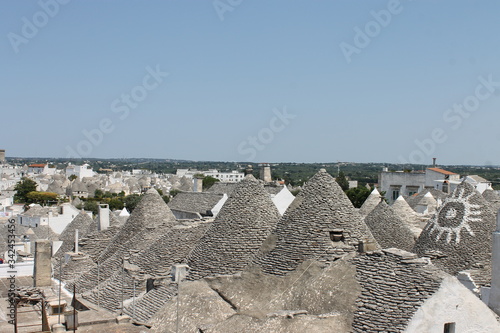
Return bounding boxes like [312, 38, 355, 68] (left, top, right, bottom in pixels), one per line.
[392, 190, 399, 201]
[444, 322, 456, 333]
[329, 230, 344, 242]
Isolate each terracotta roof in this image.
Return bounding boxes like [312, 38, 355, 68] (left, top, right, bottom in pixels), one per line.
[427, 167, 457, 175]
[28, 164, 46, 168]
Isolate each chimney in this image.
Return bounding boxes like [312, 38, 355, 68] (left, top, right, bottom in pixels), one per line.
[34, 240, 52, 287]
[74, 229, 79, 253]
[260, 163, 272, 183]
[0, 149, 5, 164]
[432, 158, 437, 167]
[193, 177, 203, 193]
[97, 204, 110, 231]
[489, 209, 500, 315]
[245, 165, 254, 176]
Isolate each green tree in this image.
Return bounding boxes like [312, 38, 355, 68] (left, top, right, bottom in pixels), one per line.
[169, 189, 181, 197]
[68, 174, 78, 181]
[84, 200, 99, 215]
[94, 189, 104, 198]
[345, 187, 371, 208]
[109, 198, 124, 211]
[203, 176, 220, 190]
[162, 195, 170, 204]
[14, 178, 38, 203]
[336, 171, 350, 191]
[26, 191, 58, 205]
[124, 194, 142, 212]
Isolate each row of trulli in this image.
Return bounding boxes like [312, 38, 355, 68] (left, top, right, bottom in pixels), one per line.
[148, 171, 500, 333]
[361, 180, 500, 303]
[51, 169, 500, 332]
[359, 187, 445, 238]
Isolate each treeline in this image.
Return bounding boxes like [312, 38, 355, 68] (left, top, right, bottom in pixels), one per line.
[8, 158, 500, 190]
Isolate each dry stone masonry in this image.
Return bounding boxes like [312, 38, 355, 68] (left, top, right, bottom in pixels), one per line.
[364, 201, 416, 252]
[414, 181, 496, 275]
[96, 188, 176, 263]
[350, 249, 444, 332]
[53, 211, 94, 259]
[359, 187, 381, 217]
[187, 175, 281, 280]
[68, 189, 176, 293]
[257, 169, 379, 276]
[391, 195, 422, 237]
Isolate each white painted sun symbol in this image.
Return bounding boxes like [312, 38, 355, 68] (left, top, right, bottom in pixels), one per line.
[427, 188, 481, 244]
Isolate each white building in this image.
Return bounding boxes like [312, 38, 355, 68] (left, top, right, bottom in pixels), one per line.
[0, 164, 22, 177]
[379, 167, 460, 203]
[463, 175, 491, 194]
[66, 163, 95, 180]
[27, 164, 56, 175]
[205, 170, 245, 183]
[17, 203, 90, 234]
[176, 169, 245, 183]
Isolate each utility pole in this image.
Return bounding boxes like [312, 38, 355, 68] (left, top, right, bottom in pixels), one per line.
[172, 264, 189, 333]
[58, 258, 62, 324]
[97, 261, 100, 308]
[132, 277, 136, 319]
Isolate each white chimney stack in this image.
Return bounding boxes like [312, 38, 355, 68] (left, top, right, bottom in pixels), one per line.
[193, 177, 203, 193]
[74, 229, 79, 254]
[98, 204, 110, 231]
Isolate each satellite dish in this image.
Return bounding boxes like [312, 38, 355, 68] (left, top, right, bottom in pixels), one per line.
[3, 251, 17, 263]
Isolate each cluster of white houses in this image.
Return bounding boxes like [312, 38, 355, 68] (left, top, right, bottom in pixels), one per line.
[176, 168, 246, 183]
[379, 165, 492, 203]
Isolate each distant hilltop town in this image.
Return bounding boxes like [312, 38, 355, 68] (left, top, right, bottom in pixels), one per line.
[1, 149, 500, 332]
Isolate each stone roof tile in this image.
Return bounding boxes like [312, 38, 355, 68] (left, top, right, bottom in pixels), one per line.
[414, 181, 496, 275]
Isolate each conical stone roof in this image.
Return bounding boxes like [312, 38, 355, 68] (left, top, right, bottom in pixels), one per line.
[407, 189, 448, 210]
[483, 189, 500, 213]
[47, 180, 65, 196]
[364, 201, 415, 252]
[483, 188, 500, 203]
[53, 211, 95, 271]
[359, 187, 381, 216]
[392, 195, 416, 214]
[415, 192, 438, 215]
[418, 192, 437, 206]
[414, 181, 496, 275]
[391, 195, 422, 237]
[71, 179, 88, 193]
[97, 188, 176, 263]
[187, 175, 280, 280]
[257, 169, 379, 276]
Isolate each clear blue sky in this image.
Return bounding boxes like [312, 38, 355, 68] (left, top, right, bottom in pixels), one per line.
[1, 0, 499, 165]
